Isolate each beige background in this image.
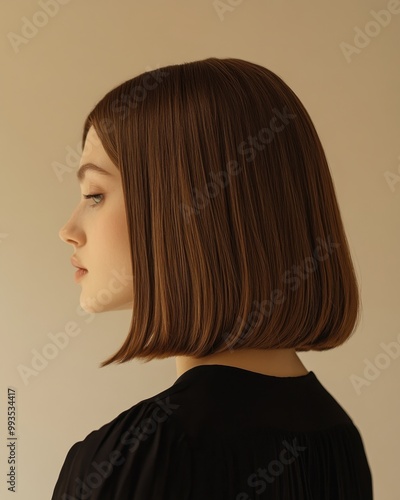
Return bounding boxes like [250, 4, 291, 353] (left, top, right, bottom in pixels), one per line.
[1, 0, 399, 498]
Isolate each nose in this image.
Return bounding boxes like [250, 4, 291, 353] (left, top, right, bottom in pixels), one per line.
[59, 210, 85, 246]
[59, 223, 74, 245]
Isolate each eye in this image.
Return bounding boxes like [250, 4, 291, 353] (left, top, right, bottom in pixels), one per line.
[83, 193, 104, 207]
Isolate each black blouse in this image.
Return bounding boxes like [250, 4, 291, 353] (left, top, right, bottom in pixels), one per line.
[51, 365, 373, 499]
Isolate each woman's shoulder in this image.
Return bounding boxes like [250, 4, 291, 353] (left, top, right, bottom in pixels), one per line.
[51, 386, 190, 499]
[62, 383, 185, 465]
[82, 389, 182, 449]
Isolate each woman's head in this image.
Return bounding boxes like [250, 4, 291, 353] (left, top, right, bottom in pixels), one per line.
[59, 126, 134, 313]
[60, 57, 361, 367]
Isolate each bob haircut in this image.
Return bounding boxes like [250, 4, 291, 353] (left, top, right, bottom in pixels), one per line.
[81, 57, 361, 367]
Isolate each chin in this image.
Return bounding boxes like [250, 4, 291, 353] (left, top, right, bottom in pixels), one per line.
[79, 292, 133, 313]
[80, 299, 105, 314]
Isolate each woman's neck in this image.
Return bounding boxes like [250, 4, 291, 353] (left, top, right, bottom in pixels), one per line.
[175, 348, 309, 378]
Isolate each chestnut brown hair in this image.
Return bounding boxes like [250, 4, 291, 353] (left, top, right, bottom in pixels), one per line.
[81, 57, 361, 367]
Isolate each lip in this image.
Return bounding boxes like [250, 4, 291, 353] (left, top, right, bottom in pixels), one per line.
[74, 268, 88, 283]
[71, 256, 87, 271]
[71, 256, 88, 283]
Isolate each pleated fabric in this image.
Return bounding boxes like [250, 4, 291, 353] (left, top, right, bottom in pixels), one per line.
[51, 364, 373, 499]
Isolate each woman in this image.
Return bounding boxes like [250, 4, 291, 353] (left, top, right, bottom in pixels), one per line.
[52, 58, 373, 499]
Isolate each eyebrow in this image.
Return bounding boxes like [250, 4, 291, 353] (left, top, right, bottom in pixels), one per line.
[76, 163, 113, 182]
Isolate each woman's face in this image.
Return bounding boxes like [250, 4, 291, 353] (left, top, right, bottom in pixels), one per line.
[59, 126, 133, 312]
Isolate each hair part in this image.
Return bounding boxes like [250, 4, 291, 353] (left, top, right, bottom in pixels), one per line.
[81, 57, 361, 367]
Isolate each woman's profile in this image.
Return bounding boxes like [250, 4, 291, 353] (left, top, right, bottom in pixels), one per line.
[52, 57, 373, 499]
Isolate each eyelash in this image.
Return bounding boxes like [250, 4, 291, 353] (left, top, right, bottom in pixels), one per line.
[83, 193, 104, 207]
